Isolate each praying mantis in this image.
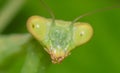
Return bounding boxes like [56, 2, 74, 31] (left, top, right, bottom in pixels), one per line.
[27, 0, 120, 64]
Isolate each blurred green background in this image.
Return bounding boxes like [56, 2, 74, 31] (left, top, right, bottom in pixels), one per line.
[0, 0, 120, 73]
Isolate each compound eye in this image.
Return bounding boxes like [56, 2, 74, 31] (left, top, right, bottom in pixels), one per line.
[73, 22, 93, 46]
[27, 16, 48, 41]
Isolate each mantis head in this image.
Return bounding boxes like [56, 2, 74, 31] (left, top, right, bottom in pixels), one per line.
[27, 16, 93, 63]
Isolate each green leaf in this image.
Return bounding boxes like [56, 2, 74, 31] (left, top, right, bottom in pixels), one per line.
[0, 34, 51, 73]
[0, 0, 26, 33]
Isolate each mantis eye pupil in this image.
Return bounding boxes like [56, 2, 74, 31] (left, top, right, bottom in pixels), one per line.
[32, 23, 40, 29]
[80, 31, 85, 36]
[32, 24, 35, 28]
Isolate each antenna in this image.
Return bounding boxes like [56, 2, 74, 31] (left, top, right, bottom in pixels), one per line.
[40, 0, 55, 24]
[71, 5, 120, 25]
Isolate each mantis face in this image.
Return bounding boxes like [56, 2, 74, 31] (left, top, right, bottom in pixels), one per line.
[27, 16, 93, 63]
